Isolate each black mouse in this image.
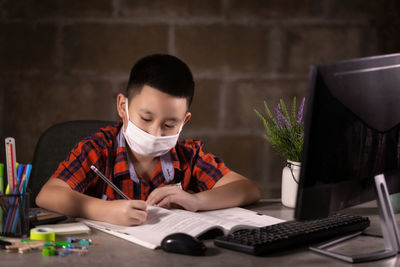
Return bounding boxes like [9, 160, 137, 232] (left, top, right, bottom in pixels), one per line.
[161, 233, 206, 256]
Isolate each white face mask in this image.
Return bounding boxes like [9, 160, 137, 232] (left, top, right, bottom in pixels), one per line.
[123, 98, 183, 157]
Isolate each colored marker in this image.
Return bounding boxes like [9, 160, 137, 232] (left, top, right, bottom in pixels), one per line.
[23, 164, 32, 192]
[16, 164, 24, 193]
[5, 164, 23, 233]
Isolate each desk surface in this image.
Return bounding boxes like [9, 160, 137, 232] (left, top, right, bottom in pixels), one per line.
[2, 199, 400, 267]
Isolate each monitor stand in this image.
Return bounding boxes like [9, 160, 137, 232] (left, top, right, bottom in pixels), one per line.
[309, 174, 400, 263]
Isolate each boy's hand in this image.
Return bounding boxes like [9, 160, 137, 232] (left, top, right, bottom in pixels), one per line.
[104, 200, 148, 226]
[146, 187, 200, 212]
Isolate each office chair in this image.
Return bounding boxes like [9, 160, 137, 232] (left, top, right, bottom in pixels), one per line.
[29, 120, 114, 207]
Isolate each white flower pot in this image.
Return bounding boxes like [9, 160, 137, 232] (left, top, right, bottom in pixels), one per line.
[281, 160, 301, 208]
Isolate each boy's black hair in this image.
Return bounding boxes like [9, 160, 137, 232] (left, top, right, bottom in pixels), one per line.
[127, 54, 195, 108]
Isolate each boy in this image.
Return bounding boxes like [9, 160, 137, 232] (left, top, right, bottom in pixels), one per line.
[36, 54, 261, 226]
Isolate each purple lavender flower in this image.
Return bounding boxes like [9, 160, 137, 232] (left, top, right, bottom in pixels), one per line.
[275, 104, 283, 127]
[276, 104, 290, 130]
[297, 97, 305, 125]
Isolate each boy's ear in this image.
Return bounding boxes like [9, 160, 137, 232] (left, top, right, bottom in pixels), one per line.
[116, 93, 127, 123]
[183, 112, 191, 124]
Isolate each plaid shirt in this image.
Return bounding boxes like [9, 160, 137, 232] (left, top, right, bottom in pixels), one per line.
[50, 121, 230, 200]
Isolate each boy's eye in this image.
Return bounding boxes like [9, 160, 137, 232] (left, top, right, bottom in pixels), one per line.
[141, 117, 151, 122]
[164, 124, 175, 129]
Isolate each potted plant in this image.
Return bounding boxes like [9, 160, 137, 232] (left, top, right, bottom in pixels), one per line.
[254, 97, 305, 208]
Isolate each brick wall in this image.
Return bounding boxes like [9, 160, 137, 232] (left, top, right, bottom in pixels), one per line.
[0, 0, 399, 197]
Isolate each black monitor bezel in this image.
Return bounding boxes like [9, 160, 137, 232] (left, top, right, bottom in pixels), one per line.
[295, 53, 400, 220]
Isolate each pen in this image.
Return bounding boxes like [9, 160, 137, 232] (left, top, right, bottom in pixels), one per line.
[22, 164, 32, 194]
[90, 165, 130, 200]
[19, 164, 31, 194]
[16, 164, 24, 193]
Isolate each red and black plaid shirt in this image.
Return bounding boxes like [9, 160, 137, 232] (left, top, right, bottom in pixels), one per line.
[50, 121, 230, 200]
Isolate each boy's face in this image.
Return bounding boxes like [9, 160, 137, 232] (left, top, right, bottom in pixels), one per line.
[117, 85, 191, 137]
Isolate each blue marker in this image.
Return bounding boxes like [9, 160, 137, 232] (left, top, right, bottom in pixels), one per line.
[16, 164, 24, 192]
[23, 164, 32, 192]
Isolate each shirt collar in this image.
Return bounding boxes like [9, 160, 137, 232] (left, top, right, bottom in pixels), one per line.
[115, 129, 140, 183]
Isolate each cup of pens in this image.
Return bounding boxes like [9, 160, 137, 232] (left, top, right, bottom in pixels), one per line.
[1, 137, 32, 237]
[0, 192, 30, 237]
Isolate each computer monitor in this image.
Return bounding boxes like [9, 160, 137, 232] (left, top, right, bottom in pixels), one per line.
[295, 53, 400, 220]
[294, 53, 400, 262]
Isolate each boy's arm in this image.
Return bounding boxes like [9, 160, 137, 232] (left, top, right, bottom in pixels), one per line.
[36, 178, 148, 226]
[146, 171, 261, 211]
[197, 171, 262, 209]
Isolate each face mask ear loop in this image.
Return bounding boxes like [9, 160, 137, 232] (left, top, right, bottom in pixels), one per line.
[125, 97, 131, 122]
[177, 122, 184, 134]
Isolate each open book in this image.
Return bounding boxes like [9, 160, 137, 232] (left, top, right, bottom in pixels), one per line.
[80, 206, 284, 249]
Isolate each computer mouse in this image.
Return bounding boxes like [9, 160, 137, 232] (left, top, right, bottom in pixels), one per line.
[161, 233, 206, 256]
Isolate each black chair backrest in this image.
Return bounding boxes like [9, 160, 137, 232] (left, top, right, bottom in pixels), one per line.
[29, 120, 114, 207]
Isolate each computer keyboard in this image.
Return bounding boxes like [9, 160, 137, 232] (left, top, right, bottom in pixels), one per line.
[214, 213, 370, 255]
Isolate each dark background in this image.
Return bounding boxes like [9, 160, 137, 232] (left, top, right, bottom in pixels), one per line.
[0, 0, 399, 197]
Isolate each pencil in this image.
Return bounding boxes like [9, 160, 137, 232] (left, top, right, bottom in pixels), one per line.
[90, 165, 130, 200]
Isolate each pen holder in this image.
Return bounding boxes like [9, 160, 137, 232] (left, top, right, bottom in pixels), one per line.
[0, 192, 30, 237]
